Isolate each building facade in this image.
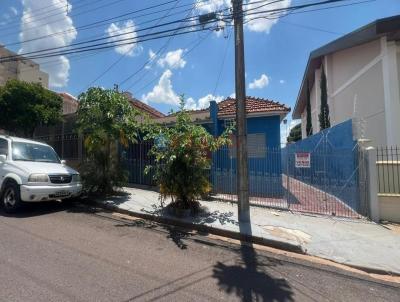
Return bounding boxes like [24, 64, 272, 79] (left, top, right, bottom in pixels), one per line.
[293, 15, 400, 147]
[0, 46, 49, 88]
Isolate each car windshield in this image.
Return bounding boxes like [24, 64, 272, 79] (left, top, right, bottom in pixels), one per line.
[12, 142, 60, 163]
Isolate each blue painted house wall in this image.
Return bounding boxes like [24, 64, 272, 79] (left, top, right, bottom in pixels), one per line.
[209, 101, 284, 197]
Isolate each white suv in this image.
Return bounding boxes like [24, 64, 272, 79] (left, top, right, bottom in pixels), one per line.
[0, 135, 82, 213]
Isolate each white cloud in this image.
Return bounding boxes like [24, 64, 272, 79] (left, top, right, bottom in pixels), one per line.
[142, 69, 180, 105]
[10, 6, 18, 16]
[106, 20, 142, 56]
[19, 0, 77, 88]
[149, 49, 156, 60]
[196, 0, 230, 13]
[249, 74, 269, 89]
[184, 97, 198, 110]
[245, 0, 291, 33]
[184, 94, 224, 110]
[157, 49, 186, 69]
[229, 92, 236, 98]
[145, 49, 157, 69]
[279, 79, 285, 84]
[198, 94, 224, 109]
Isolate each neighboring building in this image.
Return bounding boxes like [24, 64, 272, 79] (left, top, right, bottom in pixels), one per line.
[292, 15, 400, 146]
[157, 96, 289, 145]
[154, 96, 291, 196]
[0, 46, 49, 88]
[59, 92, 79, 115]
[123, 92, 165, 120]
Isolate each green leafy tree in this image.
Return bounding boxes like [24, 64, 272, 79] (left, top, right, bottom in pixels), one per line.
[319, 65, 330, 130]
[144, 96, 233, 212]
[76, 87, 140, 195]
[0, 79, 62, 137]
[287, 124, 301, 143]
[306, 79, 313, 136]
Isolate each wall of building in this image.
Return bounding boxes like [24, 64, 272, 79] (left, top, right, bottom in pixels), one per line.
[0, 47, 49, 88]
[0, 48, 18, 86]
[300, 38, 400, 147]
[212, 115, 284, 197]
[16, 60, 49, 88]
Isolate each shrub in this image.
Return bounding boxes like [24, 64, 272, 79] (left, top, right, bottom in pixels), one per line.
[144, 96, 233, 210]
[76, 87, 140, 195]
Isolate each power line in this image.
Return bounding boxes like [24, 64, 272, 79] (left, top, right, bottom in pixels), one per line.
[1, 22, 219, 62]
[239, 0, 360, 19]
[280, 20, 343, 35]
[1, 0, 131, 35]
[84, 0, 184, 89]
[118, 1, 200, 89]
[1, 0, 224, 46]
[4, 0, 103, 28]
[212, 27, 232, 96]
[242, 0, 374, 23]
[0, 15, 219, 61]
[129, 31, 211, 94]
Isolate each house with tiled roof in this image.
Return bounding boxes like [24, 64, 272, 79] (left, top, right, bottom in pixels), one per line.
[152, 96, 291, 197]
[157, 96, 290, 151]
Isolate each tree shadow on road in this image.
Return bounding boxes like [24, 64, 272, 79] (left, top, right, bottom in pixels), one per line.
[212, 222, 294, 302]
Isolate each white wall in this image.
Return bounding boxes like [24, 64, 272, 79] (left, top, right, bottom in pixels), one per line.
[301, 38, 400, 147]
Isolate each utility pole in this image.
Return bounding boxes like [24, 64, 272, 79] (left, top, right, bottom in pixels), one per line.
[232, 0, 249, 222]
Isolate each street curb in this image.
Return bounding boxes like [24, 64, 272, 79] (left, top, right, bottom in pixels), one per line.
[90, 199, 306, 255]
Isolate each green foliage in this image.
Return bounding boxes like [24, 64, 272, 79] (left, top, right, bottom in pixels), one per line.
[287, 124, 301, 143]
[0, 79, 62, 137]
[144, 96, 234, 210]
[306, 79, 313, 136]
[76, 87, 140, 195]
[319, 66, 330, 130]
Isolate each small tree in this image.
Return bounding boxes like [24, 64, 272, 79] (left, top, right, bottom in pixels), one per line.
[144, 96, 233, 211]
[76, 87, 140, 195]
[319, 65, 330, 130]
[287, 124, 301, 143]
[306, 79, 313, 136]
[0, 79, 62, 137]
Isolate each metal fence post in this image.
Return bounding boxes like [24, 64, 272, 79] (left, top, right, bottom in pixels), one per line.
[366, 147, 380, 222]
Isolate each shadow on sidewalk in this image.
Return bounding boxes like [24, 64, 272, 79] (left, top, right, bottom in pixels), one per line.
[212, 221, 294, 302]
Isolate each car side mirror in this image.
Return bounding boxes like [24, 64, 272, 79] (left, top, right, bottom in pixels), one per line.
[61, 159, 66, 165]
[0, 154, 6, 163]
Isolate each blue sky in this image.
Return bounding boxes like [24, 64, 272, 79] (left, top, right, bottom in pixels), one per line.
[1, 0, 399, 133]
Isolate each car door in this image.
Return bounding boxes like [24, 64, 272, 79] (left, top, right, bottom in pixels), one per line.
[0, 138, 9, 189]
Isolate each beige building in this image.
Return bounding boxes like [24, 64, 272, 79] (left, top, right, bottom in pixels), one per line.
[293, 15, 400, 147]
[0, 46, 49, 88]
[59, 92, 79, 115]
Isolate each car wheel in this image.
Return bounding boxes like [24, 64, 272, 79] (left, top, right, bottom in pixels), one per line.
[2, 182, 22, 213]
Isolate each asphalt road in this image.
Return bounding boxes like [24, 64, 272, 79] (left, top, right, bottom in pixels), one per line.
[0, 202, 399, 302]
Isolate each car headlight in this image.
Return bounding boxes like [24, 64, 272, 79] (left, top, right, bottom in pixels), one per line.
[72, 174, 81, 183]
[28, 173, 49, 183]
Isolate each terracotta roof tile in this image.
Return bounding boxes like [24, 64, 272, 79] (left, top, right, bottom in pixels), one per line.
[217, 96, 290, 116]
[122, 92, 165, 118]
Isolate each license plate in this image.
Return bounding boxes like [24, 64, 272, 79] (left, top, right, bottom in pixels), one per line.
[54, 191, 70, 197]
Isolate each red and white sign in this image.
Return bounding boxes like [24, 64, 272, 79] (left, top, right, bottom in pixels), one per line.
[295, 152, 311, 168]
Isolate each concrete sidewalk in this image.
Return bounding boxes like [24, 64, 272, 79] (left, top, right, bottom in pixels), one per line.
[95, 187, 400, 275]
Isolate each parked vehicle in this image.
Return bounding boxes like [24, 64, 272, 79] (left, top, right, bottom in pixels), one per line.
[0, 135, 82, 213]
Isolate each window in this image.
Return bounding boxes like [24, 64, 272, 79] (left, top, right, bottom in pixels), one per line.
[229, 133, 266, 158]
[224, 119, 235, 128]
[12, 142, 60, 163]
[0, 139, 8, 156]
